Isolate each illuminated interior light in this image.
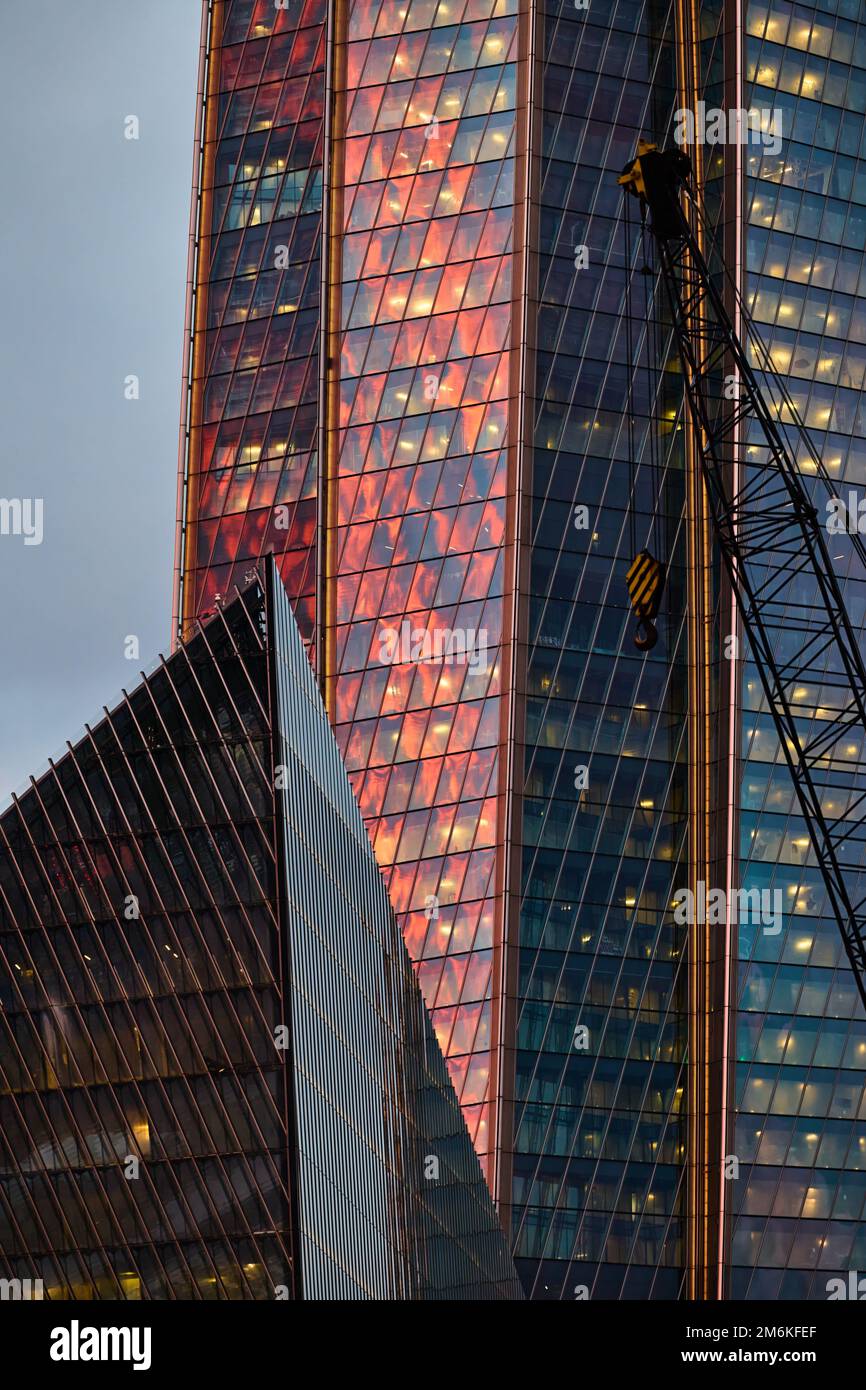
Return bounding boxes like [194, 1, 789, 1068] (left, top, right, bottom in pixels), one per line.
[131, 1120, 151, 1153]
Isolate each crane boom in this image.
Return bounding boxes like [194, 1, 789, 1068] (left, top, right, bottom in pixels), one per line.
[620, 142, 866, 1010]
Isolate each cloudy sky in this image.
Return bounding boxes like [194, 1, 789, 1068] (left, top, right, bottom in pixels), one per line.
[0, 1, 202, 800]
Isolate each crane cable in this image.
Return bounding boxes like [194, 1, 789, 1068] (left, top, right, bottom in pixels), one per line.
[624, 189, 667, 651]
[624, 188, 638, 565]
[646, 218, 663, 563]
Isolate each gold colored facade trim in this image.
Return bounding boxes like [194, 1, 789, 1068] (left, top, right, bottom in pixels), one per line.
[676, 0, 741, 1301]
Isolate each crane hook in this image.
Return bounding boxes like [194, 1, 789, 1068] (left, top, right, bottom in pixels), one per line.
[634, 617, 658, 651]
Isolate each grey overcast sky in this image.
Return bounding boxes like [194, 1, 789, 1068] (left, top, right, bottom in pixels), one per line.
[0, 1, 202, 802]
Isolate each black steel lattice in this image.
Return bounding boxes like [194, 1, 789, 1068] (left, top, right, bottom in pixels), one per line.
[624, 148, 866, 1009]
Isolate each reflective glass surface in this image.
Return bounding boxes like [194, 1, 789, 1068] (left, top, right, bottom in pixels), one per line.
[173, 0, 866, 1303]
[0, 586, 294, 1299]
[328, 0, 519, 1174]
[730, 0, 866, 1300]
[270, 561, 521, 1296]
[511, 0, 688, 1299]
[181, 0, 327, 639]
[0, 567, 521, 1300]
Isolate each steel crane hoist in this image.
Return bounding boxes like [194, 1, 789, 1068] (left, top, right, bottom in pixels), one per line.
[618, 140, 866, 1010]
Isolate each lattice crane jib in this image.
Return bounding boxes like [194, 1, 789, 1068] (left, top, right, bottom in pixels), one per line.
[619, 143, 866, 1011]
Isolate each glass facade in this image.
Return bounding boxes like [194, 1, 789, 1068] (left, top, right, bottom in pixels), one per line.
[0, 562, 521, 1300]
[268, 560, 522, 1296]
[173, 0, 866, 1303]
[176, 0, 516, 1180]
[511, 0, 690, 1298]
[0, 583, 294, 1299]
[179, 0, 327, 639]
[328, 0, 518, 1177]
[730, 0, 866, 1300]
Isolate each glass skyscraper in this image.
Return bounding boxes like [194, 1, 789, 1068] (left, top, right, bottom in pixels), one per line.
[175, 0, 690, 1297]
[731, 0, 866, 1300]
[0, 561, 522, 1300]
[169, 0, 866, 1301]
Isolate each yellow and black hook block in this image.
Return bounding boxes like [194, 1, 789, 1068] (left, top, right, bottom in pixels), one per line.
[626, 549, 666, 651]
